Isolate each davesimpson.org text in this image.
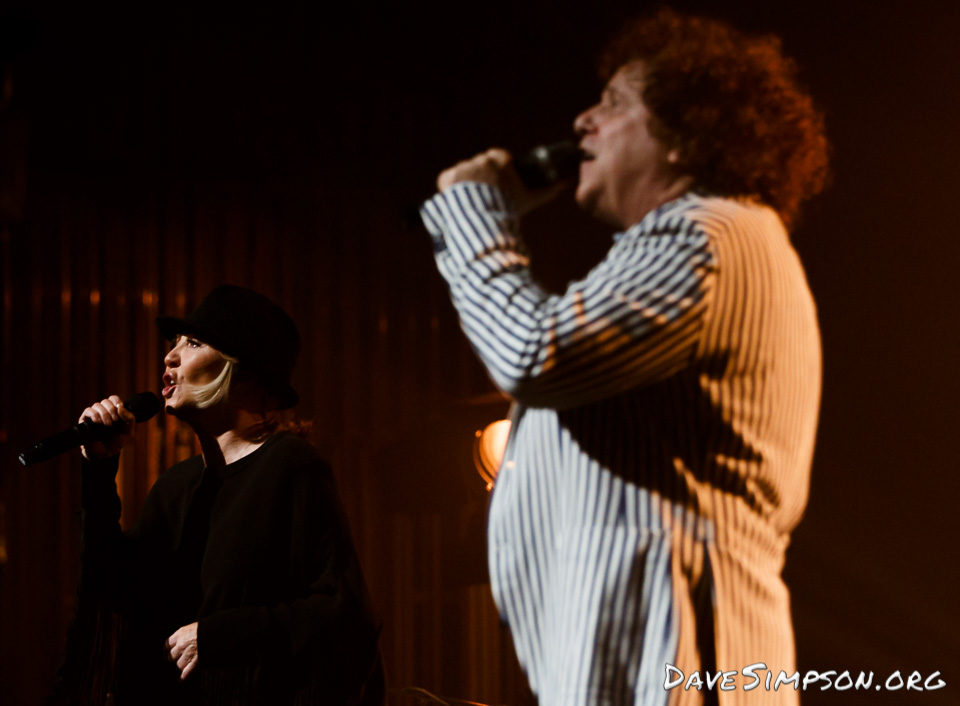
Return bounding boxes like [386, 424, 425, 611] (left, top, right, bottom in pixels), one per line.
[664, 663, 946, 693]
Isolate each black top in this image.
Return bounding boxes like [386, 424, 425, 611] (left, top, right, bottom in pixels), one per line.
[72, 432, 380, 705]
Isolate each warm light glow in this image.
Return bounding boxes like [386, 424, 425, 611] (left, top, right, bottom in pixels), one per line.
[473, 419, 511, 490]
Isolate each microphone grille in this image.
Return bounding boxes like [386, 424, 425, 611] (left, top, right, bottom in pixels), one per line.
[514, 140, 584, 189]
[124, 392, 163, 422]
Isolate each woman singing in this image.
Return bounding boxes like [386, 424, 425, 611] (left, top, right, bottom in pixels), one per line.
[63, 285, 381, 705]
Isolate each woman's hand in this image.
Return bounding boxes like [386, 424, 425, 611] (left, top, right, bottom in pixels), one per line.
[78, 395, 136, 460]
[166, 622, 199, 680]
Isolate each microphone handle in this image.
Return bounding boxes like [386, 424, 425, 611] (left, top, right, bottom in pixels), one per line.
[17, 421, 115, 466]
[403, 141, 584, 229]
[17, 392, 161, 467]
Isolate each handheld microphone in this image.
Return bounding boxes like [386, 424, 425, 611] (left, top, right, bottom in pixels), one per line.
[512, 140, 585, 189]
[17, 392, 162, 466]
[403, 141, 585, 229]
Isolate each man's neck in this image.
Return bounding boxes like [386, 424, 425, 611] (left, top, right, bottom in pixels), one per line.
[621, 175, 694, 229]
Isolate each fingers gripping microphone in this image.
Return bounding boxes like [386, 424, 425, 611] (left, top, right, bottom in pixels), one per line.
[17, 392, 162, 466]
[513, 141, 585, 189]
[402, 141, 584, 229]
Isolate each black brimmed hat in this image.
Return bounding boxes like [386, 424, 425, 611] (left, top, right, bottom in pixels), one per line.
[156, 285, 300, 409]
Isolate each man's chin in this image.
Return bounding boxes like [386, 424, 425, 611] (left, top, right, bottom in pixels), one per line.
[575, 188, 621, 227]
[574, 184, 597, 213]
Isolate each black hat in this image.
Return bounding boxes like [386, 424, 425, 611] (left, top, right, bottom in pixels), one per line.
[156, 285, 300, 409]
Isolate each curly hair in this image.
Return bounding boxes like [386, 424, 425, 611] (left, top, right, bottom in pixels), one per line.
[599, 9, 829, 226]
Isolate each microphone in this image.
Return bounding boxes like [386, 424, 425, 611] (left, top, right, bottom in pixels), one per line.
[403, 141, 585, 229]
[512, 140, 585, 189]
[17, 392, 162, 466]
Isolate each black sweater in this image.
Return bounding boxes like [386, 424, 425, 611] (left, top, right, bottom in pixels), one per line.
[74, 432, 380, 705]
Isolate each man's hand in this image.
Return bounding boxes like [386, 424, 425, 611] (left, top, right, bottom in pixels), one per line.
[166, 622, 199, 680]
[437, 148, 565, 216]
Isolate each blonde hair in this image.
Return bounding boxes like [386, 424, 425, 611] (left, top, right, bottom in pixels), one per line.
[187, 354, 239, 409]
[178, 348, 311, 440]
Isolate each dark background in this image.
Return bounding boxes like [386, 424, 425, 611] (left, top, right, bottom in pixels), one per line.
[1, 1, 957, 704]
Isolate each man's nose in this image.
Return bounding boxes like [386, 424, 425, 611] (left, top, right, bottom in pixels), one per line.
[573, 105, 597, 135]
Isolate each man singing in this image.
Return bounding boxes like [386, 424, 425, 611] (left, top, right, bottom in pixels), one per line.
[420, 8, 828, 706]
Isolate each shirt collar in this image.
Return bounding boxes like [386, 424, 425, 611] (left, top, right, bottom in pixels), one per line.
[611, 190, 704, 244]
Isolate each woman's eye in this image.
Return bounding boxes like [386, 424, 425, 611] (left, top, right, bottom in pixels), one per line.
[187, 338, 202, 348]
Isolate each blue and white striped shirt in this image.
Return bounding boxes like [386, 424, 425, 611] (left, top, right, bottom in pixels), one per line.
[421, 183, 821, 705]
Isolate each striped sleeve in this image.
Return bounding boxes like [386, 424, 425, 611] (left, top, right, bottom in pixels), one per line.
[421, 182, 717, 408]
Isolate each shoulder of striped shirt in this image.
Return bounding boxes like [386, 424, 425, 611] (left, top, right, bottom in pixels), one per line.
[630, 192, 785, 243]
[685, 192, 783, 232]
